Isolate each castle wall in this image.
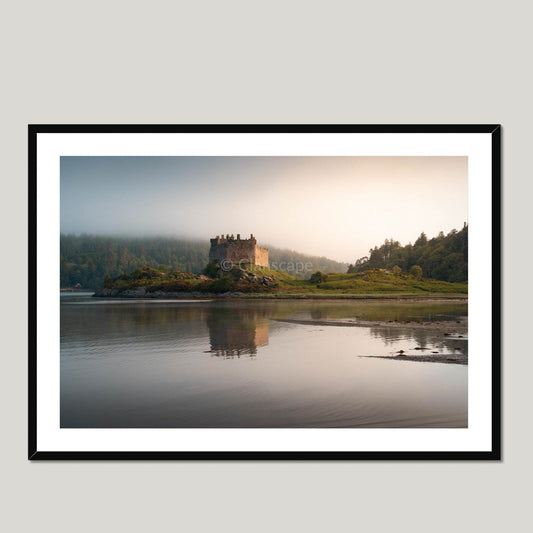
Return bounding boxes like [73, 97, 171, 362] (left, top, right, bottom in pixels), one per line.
[253, 246, 269, 268]
[209, 236, 269, 268]
[209, 241, 255, 265]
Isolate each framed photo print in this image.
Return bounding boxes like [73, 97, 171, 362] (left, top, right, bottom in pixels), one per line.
[29, 124, 501, 459]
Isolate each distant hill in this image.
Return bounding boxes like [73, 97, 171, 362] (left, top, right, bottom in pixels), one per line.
[60, 234, 348, 289]
[347, 226, 468, 283]
[265, 246, 348, 278]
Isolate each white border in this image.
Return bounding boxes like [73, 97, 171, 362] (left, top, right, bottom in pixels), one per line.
[36, 132, 492, 452]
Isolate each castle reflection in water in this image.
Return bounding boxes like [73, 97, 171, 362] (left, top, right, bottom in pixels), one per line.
[206, 308, 269, 358]
[60, 299, 468, 362]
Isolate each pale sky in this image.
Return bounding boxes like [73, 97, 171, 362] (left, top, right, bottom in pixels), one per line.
[61, 156, 468, 263]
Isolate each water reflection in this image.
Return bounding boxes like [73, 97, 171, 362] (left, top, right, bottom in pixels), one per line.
[369, 327, 468, 356]
[61, 296, 468, 428]
[206, 308, 269, 358]
[60, 298, 467, 359]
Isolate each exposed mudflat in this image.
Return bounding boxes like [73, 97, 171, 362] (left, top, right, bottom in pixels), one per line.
[272, 317, 468, 365]
[272, 317, 468, 332]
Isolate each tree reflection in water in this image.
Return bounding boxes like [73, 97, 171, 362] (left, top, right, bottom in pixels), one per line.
[369, 326, 468, 356]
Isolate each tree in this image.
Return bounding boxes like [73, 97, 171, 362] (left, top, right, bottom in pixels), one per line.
[392, 265, 402, 276]
[410, 265, 423, 280]
[415, 232, 427, 247]
[347, 256, 368, 273]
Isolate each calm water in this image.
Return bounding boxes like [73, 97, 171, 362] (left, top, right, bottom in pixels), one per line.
[61, 296, 468, 428]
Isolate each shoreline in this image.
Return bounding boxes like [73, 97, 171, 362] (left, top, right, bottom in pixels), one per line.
[91, 289, 467, 302]
[359, 354, 468, 365]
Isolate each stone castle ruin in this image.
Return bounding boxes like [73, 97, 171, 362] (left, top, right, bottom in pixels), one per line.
[209, 234, 269, 268]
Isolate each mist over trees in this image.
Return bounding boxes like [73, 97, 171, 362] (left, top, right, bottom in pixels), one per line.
[60, 235, 348, 289]
[347, 225, 468, 282]
[266, 247, 348, 278]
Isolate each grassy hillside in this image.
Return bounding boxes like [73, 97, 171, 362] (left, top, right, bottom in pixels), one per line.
[312, 271, 467, 294]
[97, 264, 467, 298]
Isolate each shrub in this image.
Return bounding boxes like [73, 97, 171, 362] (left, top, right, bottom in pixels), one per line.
[148, 280, 195, 292]
[310, 271, 328, 284]
[409, 265, 423, 280]
[202, 261, 220, 278]
[209, 277, 235, 293]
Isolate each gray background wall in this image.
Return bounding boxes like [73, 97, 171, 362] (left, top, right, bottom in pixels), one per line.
[1, 1, 528, 531]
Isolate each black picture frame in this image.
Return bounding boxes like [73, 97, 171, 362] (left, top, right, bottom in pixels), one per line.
[28, 124, 501, 460]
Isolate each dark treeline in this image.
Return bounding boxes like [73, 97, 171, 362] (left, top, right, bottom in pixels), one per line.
[60, 234, 348, 289]
[347, 225, 468, 282]
[60, 235, 210, 289]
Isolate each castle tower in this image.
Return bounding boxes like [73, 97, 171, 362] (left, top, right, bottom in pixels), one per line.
[209, 234, 269, 268]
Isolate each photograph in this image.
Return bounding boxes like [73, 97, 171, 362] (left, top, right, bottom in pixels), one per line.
[29, 125, 500, 458]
